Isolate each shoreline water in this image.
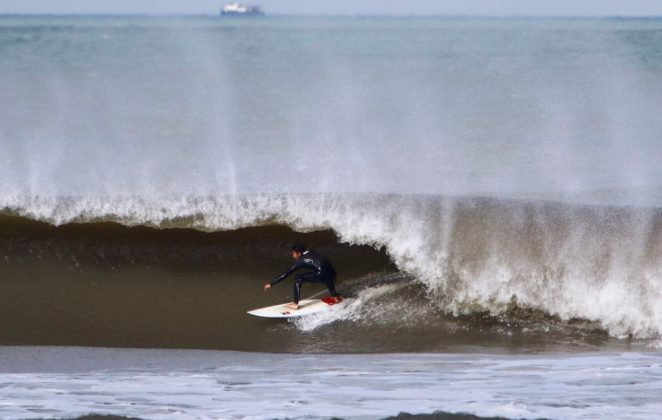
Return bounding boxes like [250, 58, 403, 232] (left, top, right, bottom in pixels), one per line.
[1, 346, 661, 419]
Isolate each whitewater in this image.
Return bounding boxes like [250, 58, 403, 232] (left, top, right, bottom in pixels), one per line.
[2, 347, 662, 420]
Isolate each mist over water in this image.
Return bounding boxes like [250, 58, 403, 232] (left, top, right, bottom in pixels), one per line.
[2, 17, 662, 198]
[1, 16, 662, 348]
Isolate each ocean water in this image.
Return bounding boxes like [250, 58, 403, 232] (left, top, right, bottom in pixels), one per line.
[1, 15, 662, 419]
[1, 347, 662, 420]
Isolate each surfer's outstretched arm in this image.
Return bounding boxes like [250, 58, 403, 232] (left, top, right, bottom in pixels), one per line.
[267, 260, 304, 288]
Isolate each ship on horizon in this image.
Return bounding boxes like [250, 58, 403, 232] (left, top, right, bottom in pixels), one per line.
[220, 2, 265, 17]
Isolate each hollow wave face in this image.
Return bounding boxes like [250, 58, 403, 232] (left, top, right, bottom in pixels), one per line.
[2, 193, 660, 341]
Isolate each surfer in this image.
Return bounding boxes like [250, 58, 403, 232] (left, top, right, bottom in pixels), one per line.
[264, 244, 340, 310]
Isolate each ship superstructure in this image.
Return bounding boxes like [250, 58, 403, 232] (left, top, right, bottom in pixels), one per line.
[221, 3, 264, 16]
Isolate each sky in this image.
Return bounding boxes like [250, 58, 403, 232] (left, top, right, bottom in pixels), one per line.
[1, 0, 662, 16]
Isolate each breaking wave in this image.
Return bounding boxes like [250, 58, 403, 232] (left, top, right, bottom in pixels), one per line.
[2, 192, 660, 341]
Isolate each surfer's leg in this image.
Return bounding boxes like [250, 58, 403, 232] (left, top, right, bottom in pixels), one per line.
[293, 272, 318, 304]
[293, 277, 302, 304]
[324, 275, 338, 298]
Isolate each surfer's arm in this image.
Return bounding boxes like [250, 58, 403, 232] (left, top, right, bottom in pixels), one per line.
[270, 261, 302, 286]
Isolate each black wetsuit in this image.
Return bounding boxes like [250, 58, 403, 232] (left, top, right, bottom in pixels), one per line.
[270, 250, 338, 304]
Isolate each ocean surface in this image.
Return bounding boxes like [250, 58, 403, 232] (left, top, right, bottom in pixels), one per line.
[1, 15, 662, 419]
[1, 346, 661, 419]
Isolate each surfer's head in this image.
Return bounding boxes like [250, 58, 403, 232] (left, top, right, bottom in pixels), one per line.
[291, 243, 307, 259]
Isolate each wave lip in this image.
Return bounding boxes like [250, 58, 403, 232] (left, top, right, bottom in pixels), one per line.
[2, 193, 662, 341]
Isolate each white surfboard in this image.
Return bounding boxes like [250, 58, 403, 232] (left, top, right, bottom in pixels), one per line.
[247, 296, 343, 319]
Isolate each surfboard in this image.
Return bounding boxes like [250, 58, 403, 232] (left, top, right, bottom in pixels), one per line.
[247, 296, 343, 319]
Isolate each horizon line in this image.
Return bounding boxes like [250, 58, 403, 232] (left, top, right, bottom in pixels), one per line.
[1, 12, 662, 19]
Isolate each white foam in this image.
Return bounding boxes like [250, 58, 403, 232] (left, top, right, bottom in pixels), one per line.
[1, 347, 661, 420]
[293, 283, 408, 331]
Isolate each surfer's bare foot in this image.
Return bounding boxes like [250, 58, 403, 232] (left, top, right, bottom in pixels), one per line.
[286, 302, 299, 310]
[332, 296, 342, 303]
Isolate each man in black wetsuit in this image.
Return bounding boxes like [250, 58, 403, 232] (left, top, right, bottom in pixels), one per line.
[263, 244, 340, 310]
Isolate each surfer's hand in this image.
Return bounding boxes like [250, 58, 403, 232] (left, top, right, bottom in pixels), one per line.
[263, 283, 271, 291]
